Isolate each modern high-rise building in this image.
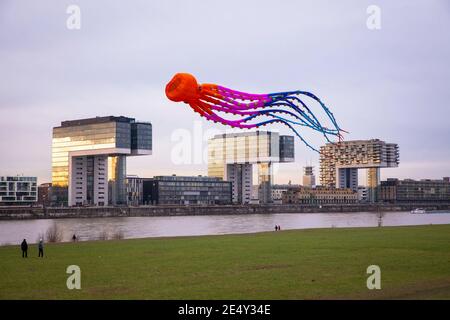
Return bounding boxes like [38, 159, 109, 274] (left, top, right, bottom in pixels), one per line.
[52, 116, 152, 206]
[302, 166, 316, 188]
[0, 176, 38, 206]
[208, 131, 294, 204]
[319, 139, 399, 202]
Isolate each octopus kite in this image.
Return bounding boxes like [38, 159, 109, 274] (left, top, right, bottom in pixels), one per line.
[165, 73, 346, 153]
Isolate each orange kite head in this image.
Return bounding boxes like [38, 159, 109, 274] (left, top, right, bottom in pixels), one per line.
[165, 73, 200, 103]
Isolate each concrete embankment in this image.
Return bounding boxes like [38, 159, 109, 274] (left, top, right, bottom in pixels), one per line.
[0, 203, 450, 220]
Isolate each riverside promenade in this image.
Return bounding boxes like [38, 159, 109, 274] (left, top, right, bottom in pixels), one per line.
[1, 203, 450, 220]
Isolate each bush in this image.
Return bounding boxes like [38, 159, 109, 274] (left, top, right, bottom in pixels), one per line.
[98, 230, 109, 241]
[46, 223, 63, 243]
[112, 230, 124, 240]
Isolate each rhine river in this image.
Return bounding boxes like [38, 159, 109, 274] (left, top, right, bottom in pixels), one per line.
[1, 211, 450, 245]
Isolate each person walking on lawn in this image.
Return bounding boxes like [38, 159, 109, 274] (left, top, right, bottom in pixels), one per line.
[21, 239, 28, 258]
[38, 238, 44, 258]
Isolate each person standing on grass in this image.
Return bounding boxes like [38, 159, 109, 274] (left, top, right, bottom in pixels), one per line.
[21, 239, 28, 258]
[38, 238, 44, 258]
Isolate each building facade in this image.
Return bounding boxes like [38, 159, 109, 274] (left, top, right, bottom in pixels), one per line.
[143, 175, 232, 205]
[208, 131, 294, 204]
[52, 116, 152, 206]
[126, 175, 143, 206]
[282, 186, 358, 205]
[38, 183, 52, 206]
[0, 176, 37, 205]
[357, 186, 369, 202]
[378, 177, 450, 203]
[271, 184, 301, 203]
[302, 166, 316, 188]
[320, 139, 399, 202]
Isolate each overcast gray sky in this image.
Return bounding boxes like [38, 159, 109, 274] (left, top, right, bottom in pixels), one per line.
[1, 0, 449, 184]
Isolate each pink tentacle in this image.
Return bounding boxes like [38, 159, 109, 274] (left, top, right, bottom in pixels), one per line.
[217, 85, 271, 101]
[202, 89, 268, 110]
[208, 104, 261, 116]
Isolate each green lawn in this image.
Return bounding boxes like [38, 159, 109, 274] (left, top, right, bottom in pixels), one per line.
[1, 225, 450, 299]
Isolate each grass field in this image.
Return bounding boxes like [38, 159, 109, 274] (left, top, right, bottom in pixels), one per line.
[1, 225, 450, 299]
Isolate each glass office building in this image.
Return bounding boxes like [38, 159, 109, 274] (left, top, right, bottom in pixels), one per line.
[143, 175, 232, 205]
[52, 116, 152, 206]
[0, 176, 37, 205]
[208, 131, 294, 204]
[379, 177, 450, 203]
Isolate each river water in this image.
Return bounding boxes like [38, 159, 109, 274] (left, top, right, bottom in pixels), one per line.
[1, 211, 450, 245]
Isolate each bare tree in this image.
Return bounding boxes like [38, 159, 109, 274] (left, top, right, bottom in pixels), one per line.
[46, 223, 63, 243]
[111, 230, 124, 240]
[36, 232, 45, 243]
[98, 230, 109, 241]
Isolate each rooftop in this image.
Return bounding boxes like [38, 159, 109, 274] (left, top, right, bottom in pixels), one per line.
[151, 175, 225, 182]
[59, 116, 136, 128]
[212, 130, 292, 139]
[0, 176, 37, 182]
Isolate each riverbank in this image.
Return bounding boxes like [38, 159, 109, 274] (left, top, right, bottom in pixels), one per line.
[1, 224, 449, 299]
[1, 203, 450, 220]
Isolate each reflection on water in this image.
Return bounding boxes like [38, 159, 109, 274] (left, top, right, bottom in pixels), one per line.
[1, 211, 450, 245]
